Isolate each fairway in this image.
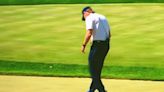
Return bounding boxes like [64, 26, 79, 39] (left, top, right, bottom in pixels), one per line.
[0, 75, 164, 92]
[0, 4, 164, 80]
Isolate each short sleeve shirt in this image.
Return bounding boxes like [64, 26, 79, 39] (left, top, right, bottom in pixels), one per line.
[85, 13, 110, 41]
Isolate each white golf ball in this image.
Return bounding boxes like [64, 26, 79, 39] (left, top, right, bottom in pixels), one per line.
[49, 66, 53, 68]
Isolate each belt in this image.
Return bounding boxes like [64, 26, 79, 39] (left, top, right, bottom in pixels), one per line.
[93, 40, 106, 43]
[93, 39, 109, 43]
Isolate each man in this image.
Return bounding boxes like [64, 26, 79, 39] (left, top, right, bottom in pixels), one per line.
[81, 6, 111, 92]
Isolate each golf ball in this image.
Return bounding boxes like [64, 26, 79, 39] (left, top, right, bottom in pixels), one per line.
[49, 66, 53, 68]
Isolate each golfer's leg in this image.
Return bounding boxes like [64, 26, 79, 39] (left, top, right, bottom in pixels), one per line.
[99, 43, 109, 79]
[88, 45, 97, 91]
[96, 49, 105, 90]
[97, 56, 106, 92]
[97, 43, 109, 92]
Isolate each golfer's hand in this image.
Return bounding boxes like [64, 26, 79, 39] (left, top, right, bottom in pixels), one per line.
[81, 45, 86, 53]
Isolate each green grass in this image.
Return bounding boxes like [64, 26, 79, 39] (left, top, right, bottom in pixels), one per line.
[0, 0, 164, 5]
[0, 4, 164, 80]
[0, 60, 163, 81]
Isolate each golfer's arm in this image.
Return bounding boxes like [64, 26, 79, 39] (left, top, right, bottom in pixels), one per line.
[82, 29, 93, 46]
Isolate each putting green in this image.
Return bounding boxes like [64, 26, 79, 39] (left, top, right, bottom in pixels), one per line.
[0, 75, 163, 92]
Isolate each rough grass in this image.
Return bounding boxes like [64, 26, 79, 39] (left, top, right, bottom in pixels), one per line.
[0, 60, 163, 80]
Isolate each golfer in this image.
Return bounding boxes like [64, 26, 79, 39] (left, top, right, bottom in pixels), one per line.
[81, 6, 111, 92]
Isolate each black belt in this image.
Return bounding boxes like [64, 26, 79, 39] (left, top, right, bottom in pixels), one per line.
[93, 38, 109, 43]
[93, 40, 106, 43]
